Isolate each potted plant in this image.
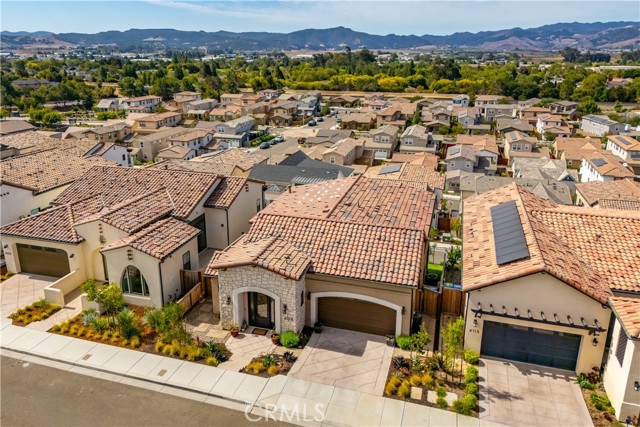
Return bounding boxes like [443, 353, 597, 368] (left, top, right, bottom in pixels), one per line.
[385, 334, 395, 347]
[229, 321, 240, 338]
[271, 332, 280, 345]
[314, 321, 323, 333]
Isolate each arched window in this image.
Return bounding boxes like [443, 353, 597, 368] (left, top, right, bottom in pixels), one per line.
[121, 265, 149, 296]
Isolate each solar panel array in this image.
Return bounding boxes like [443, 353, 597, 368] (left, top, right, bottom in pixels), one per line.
[490, 200, 531, 265]
[592, 158, 607, 167]
[379, 164, 402, 175]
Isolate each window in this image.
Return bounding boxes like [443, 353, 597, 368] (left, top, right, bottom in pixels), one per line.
[616, 332, 628, 366]
[330, 156, 336, 164]
[513, 144, 521, 151]
[300, 291, 304, 306]
[121, 266, 149, 296]
[182, 252, 191, 270]
[140, 142, 144, 148]
[524, 144, 530, 151]
[404, 138, 413, 145]
[122, 154, 126, 161]
[449, 161, 455, 167]
[256, 199, 261, 212]
[30, 208, 40, 215]
[465, 161, 472, 169]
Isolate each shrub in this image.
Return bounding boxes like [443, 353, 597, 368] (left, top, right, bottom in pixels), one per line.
[261, 353, 279, 367]
[70, 325, 79, 335]
[122, 339, 129, 347]
[77, 327, 86, 337]
[81, 281, 126, 326]
[397, 381, 411, 399]
[463, 393, 478, 410]
[82, 309, 99, 327]
[162, 344, 174, 355]
[246, 361, 266, 374]
[436, 397, 448, 408]
[465, 366, 479, 384]
[170, 344, 180, 357]
[206, 356, 219, 367]
[145, 308, 166, 333]
[268, 365, 279, 376]
[110, 335, 120, 344]
[280, 331, 299, 348]
[102, 330, 113, 340]
[436, 385, 447, 398]
[202, 342, 230, 363]
[30, 314, 41, 323]
[186, 345, 202, 361]
[85, 330, 94, 339]
[155, 340, 165, 353]
[117, 308, 140, 339]
[15, 315, 27, 324]
[463, 349, 480, 365]
[465, 382, 479, 395]
[590, 393, 611, 411]
[452, 399, 468, 415]
[130, 336, 141, 348]
[59, 323, 69, 334]
[33, 298, 49, 309]
[396, 335, 413, 350]
[51, 325, 61, 332]
[385, 376, 402, 396]
[409, 374, 422, 386]
[421, 373, 434, 388]
[92, 317, 110, 333]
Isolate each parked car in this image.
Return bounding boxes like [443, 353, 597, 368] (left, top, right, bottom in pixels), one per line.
[317, 117, 324, 122]
[308, 120, 317, 126]
[274, 135, 285, 143]
[336, 117, 342, 123]
[259, 142, 270, 149]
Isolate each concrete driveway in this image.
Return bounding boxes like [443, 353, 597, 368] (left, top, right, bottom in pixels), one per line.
[0, 274, 57, 318]
[478, 357, 593, 427]
[288, 327, 393, 395]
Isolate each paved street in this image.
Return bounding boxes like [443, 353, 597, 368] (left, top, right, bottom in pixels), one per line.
[0, 356, 275, 427]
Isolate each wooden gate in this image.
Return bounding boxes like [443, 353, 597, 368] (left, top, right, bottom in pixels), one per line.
[180, 270, 202, 297]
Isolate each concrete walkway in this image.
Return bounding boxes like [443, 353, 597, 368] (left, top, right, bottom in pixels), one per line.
[0, 321, 509, 427]
[0, 274, 57, 317]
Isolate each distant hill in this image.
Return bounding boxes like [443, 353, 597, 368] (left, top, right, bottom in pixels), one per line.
[2, 22, 638, 51]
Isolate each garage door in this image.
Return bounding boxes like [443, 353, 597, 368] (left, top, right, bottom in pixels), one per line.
[317, 297, 396, 336]
[16, 244, 70, 278]
[481, 321, 581, 371]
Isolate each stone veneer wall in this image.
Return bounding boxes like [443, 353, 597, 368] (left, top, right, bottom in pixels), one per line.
[218, 265, 306, 333]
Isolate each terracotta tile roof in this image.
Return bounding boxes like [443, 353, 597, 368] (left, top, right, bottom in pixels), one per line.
[101, 218, 200, 260]
[146, 159, 235, 176]
[575, 180, 640, 207]
[157, 145, 193, 159]
[0, 131, 52, 151]
[365, 163, 445, 191]
[598, 199, 640, 211]
[258, 176, 435, 233]
[245, 215, 425, 286]
[37, 138, 115, 158]
[391, 152, 440, 169]
[137, 112, 181, 122]
[535, 207, 640, 294]
[204, 176, 249, 208]
[53, 166, 219, 220]
[463, 183, 613, 303]
[77, 189, 175, 234]
[608, 135, 640, 151]
[205, 236, 312, 280]
[456, 134, 499, 154]
[609, 297, 640, 339]
[168, 129, 211, 142]
[0, 196, 104, 243]
[583, 152, 636, 179]
[0, 120, 36, 135]
[194, 148, 267, 172]
[323, 138, 362, 157]
[0, 149, 118, 194]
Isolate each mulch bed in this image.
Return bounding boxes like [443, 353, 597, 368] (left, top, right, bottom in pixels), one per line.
[580, 388, 623, 427]
[242, 352, 299, 377]
[10, 301, 62, 326]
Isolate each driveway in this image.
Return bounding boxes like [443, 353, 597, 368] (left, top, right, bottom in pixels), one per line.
[478, 357, 593, 427]
[288, 327, 393, 395]
[0, 274, 57, 318]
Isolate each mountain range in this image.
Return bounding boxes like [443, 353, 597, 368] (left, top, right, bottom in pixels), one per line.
[1, 21, 639, 52]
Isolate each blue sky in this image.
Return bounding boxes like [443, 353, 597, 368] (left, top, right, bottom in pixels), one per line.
[1, 1, 637, 35]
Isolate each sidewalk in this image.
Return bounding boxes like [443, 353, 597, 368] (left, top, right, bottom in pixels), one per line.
[0, 320, 508, 427]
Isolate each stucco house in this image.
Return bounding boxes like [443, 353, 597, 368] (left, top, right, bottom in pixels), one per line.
[205, 176, 436, 336]
[463, 183, 640, 422]
[606, 134, 640, 176]
[1, 166, 264, 308]
[579, 153, 636, 182]
[582, 115, 627, 137]
[367, 125, 400, 159]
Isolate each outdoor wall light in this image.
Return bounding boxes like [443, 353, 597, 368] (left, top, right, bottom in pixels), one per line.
[514, 307, 520, 317]
[473, 318, 478, 327]
[226, 295, 231, 305]
[283, 304, 288, 314]
[634, 381, 639, 391]
[69, 253, 74, 258]
[592, 338, 599, 346]
[540, 311, 546, 321]
[402, 306, 406, 315]
[2, 244, 7, 249]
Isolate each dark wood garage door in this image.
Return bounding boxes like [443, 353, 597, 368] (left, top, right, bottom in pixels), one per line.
[16, 244, 70, 278]
[481, 320, 581, 371]
[317, 297, 396, 336]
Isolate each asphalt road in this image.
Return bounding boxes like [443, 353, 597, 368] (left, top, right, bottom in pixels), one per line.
[0, 356, 285, 427]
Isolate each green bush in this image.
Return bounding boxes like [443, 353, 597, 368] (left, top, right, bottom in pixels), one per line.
[590, 393, 611, 411]
[82, 309, 99, 326]
[397, 381, 411, 399]
[452, 399, 469, 415]
[436, 397, 448, 408]
[463, 349, 480, 365]
[206, 356, 219, 367]
[436, 385, 447, 398]
[117, 308, 140, 339]
[465, 382, 479, 395]
[280, 331, 299, 348]
[92, 317, 110, 333]
[463, 393, 478, 410]
[465, 366, 479, 384]
[261, 353, 279, 367]
[396, 335, 413, 350]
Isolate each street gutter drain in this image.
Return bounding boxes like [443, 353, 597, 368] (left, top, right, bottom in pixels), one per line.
[157, 369, 167, 377]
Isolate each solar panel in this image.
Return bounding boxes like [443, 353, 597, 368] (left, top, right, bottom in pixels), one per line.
[490, 200, 531, 265]
[379, 164, 402, 175]
[449, 146, 461, 155]
[592, 158, 607, 167]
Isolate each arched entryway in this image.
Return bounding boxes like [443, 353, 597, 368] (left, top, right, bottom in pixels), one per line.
[232, 287, 281, 333]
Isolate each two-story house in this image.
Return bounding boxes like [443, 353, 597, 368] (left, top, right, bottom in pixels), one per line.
[367, 124, 400, 159]
[122, 95, 162, 113]
[399, 124, 441, 154]
[537, 114, 571, 140]
[83, 122, 132, 144]
[503, 130, 549, 165]
[135, 112, 182, 133]
[579, 153, 636, 182]
[606, 135, 640, 176]
[582, 115, 627, 137]
[173, 91, 202, 103]
[548, 100, 579, 120]
[519, 106, 552, 125]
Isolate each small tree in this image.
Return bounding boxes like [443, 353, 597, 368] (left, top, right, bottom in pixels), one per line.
[81, 280, 126, 327]
[320, 101, 331, 116]
[441, 316, 465, 379]
[450, 217, 461, 238]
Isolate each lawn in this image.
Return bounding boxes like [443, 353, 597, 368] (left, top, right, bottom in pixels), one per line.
[428, 263, 443, 276]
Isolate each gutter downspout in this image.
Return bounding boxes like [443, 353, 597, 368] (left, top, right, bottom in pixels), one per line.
[225, 208, 230, 247]
[158, 261, 165, 306]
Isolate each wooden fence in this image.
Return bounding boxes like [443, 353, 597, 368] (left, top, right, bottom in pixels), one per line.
[180, 269, 202, 296]
[177, 281, 204, 312]
[422, 287, 465, 317]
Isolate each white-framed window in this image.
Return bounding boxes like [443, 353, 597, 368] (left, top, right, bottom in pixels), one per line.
[330, 156, 336, 164]
[404, 138, 413, 145]
[524, 144, 530, 151]
[465, 161, 472, 169]
[381, 136, 390, 143]
[513, 144, 521, 150]
[121, 265, 149, 296]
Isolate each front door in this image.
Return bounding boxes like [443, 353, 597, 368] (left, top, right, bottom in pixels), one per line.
[248, 292, 274, 329]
